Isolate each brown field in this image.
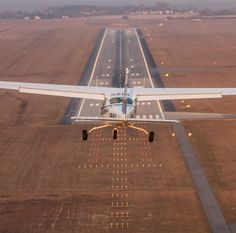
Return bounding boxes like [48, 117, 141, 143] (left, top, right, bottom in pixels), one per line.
[0, 16, 236, 232]
[143, 18, 236, 224]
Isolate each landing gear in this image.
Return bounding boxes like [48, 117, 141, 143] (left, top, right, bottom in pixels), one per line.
[82, 123, 155, 142]
[82, 130, 88, 141]
[148, 131, 155, 142]
[112, 128, 118, 140]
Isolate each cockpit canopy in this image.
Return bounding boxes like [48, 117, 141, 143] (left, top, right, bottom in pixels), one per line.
[110, 97, 133, 105]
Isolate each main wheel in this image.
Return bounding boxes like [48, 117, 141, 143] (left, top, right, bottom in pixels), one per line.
[148, 131, 155, 142]
[82, 130, 88, 141]
[113, 129, 118, 140]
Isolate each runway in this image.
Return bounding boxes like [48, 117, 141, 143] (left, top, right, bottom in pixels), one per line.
[73, 28, 164, 121]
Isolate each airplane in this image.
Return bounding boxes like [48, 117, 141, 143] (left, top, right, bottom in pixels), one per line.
[1, 68, 236, 142]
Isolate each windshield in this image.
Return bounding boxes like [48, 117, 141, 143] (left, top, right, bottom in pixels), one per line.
[110, 97, 133, 105]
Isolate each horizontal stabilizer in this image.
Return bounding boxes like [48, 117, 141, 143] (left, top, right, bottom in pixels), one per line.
[71, 116, 179, 123]
[127, 118, 179, 123]
[71, 116, 124, 122]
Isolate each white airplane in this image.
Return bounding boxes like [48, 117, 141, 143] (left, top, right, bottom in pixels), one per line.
[1, 69, 236, 142]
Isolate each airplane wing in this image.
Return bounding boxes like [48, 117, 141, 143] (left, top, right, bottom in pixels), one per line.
[134, 87, 236, 101]
[1, 81, 236, 101]
[0, 81, 117, 100]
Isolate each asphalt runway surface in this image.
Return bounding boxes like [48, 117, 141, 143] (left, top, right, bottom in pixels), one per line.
[73, 28, 164, 121]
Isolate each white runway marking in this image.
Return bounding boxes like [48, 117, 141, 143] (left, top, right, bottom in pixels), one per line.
[135, 29, 165, 119]
[147, 102, 151, 105]
[89, 103, 94, 107]
[107, 74, 110, 77]
[134, 114, 160, 119]
[76, 29, 107, 117]
[95, 103, 100, 107]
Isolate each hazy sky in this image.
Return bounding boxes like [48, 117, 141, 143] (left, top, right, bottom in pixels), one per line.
[0, 0, 235, 11]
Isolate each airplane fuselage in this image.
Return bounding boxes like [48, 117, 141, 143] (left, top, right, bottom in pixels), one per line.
[101, 90, 137, 119]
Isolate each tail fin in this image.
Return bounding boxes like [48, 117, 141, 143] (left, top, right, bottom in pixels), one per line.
[124, 67, 129, 88]
[122, 68, 129, 115]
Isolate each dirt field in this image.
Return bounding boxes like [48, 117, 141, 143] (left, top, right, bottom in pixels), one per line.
[142, 18, 236, 224]
[0, 16, 235, 232]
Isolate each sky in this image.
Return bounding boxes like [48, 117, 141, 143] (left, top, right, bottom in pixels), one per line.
[0, 0, 235, 11]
